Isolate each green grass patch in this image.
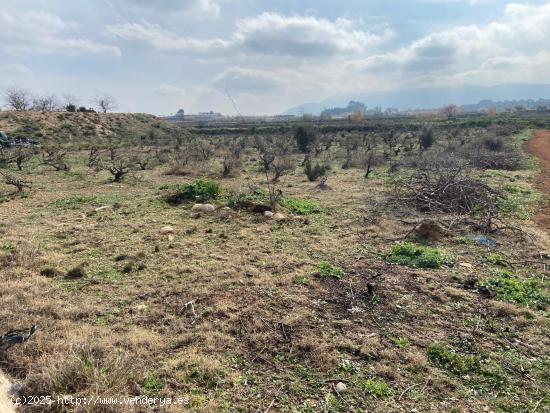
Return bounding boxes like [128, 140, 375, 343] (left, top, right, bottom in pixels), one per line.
[391, 337, 410, 348]
[142, 375, 163, 395]
[358, 378, 391, 398]
[427, 343, 480, 375]
[498, 184, 541, 220]
[280, 198, 322, 215]
[50, 195, 103, 210]
[386, 243, 453, 268]
[312, 261, 344, 279]
[280, 197, 322, 215]
[161, 179, 221, 204]
[226, 188, 269, 209]
[481, 273, 548, 310]
[486, 253, 507, 266]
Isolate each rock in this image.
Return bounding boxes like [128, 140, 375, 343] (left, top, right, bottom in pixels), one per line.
[160, 226, 174, 235]
[334, 382, 347, 394]
[459, 262, 473, 270]
[272, 212, 286, 221]
[263, 211, 274, 218]
[192, 203, 216, 214]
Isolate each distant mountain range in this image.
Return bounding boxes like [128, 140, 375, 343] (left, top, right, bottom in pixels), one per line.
[283, 83, 550, 116]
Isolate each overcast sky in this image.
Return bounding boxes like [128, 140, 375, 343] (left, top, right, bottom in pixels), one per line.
[1, 0, 549, 115]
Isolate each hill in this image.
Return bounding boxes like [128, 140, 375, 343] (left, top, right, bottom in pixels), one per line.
[0, 111, 186, 147]
[283, 83, 550, 115]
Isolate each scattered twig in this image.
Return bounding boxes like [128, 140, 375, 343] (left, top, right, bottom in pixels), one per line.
[398, 383, 419, 401]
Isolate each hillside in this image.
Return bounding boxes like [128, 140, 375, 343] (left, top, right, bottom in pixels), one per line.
[0, 111, 187, 147]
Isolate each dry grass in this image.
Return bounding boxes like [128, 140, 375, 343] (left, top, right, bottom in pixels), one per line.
[0, 119, 549, 412]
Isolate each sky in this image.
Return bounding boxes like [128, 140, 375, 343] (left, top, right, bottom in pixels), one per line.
[1, 0, 549, 115]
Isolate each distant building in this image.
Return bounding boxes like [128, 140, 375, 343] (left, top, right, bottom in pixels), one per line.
[163, 109, 225, 124]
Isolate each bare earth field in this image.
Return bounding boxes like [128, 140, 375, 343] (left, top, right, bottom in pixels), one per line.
[0, 113, 549, 412]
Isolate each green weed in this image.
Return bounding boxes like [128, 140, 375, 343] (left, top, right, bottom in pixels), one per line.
[280, 197, 322, 215]
[481, 273, 548, 310]
[162, 179, 221, 204]
[359, 378, 391, 398]
[313, 261, 344, 279]
[427, 343, 480, 375]
[386, 243, 453, 268]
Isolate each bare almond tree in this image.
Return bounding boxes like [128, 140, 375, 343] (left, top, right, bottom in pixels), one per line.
[441, 104, 459, 119]
[32, 94, 60, 112]
[93, 94, 117, 113]
[3, 86, 31, 111]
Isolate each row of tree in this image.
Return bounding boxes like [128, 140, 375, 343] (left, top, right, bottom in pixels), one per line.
[1, 86, 117, 113]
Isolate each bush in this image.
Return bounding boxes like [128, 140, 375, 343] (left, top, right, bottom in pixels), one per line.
[419, 127, 434, 150]
[313, 261, 344, 279]
[482, 136, 504, 151]
[162, 179, 221, 205]
[304, 159, 330, 182]
[294, 125, 316, 153]
[280, 198, 322, 215]
[481, 273, 548, 310]
[386, 243, 453, 268]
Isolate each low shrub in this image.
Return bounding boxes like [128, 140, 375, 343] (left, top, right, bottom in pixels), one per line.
[304, 159, 330, 182]
[482, 136, 504, 152]
[386, 243, 453, 268]
[162, 179, 221, 205]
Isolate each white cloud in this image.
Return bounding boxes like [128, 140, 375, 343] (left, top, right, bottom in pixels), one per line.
[212, 67, 289, 94]
[114, 0, 221, 18]
[155, 84, 188, 98]
[107, 12, 391, 57]
[106, 21, 230, 52]
[0, 9, 120, 57]
[233, 13, 392, 57]
[350, 2, 550, 87]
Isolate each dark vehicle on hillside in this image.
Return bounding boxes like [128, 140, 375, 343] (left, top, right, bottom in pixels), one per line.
[0, 131, 40, 148]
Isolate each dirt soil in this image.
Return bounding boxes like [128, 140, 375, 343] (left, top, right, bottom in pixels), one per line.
[527, 130, 550, 233]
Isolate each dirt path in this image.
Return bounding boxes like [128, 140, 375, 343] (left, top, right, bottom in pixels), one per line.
[526, 130, 550, 233]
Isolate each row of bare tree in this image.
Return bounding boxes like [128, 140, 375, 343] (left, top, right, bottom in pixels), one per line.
[2, 86, 117, 113]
